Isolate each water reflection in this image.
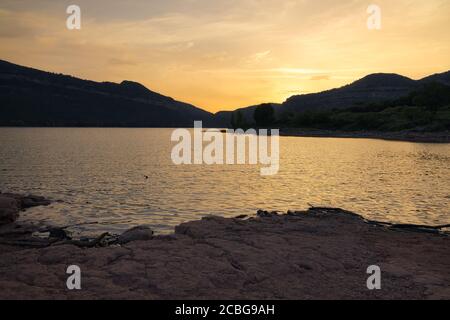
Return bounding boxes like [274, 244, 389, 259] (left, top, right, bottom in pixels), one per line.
[0, 128, 449, 236]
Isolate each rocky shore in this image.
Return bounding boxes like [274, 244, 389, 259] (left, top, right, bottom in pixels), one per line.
[280, 128, 450, 143]
[0, 192, 51, 225]
[0, 193, 449, 300]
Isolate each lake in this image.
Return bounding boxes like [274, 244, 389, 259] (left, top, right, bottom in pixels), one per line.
[0, 128, 449, 236]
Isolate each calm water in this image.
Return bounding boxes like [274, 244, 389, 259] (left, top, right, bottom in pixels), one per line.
[0, 128, 449, 236]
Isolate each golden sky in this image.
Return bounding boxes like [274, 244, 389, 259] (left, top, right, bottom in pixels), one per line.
[0, 0, 449, 112]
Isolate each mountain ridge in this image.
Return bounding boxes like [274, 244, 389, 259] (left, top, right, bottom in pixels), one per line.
[0, 59, 214, 127]
[1, 59, 449, 127]
[216, 70, 450, 126]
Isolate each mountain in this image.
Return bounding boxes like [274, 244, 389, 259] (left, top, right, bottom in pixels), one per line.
[214, 103, 281, 127]
[1, 60, 448, 129]
[282, 73, 418, 113]
[216, 71, 450, 127]
[419, 71, 450, 86]
[0, 59, 215, 127]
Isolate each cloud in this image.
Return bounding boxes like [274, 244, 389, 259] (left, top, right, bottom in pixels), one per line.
[0, 0, 449, 111]
[164, 41, 195, 52]
[108, 58, 137, 66]
[251, 50, 271, 60]
[0, 9, 37, 38]
[310, 75, 331, 81]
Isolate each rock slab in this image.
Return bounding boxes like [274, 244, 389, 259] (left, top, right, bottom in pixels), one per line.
[0, 208, 448, 300]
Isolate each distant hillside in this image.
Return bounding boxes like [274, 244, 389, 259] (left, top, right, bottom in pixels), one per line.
[222, 82, 450, 132]
[2, 59, 449, 130]
[283, 73, 418, 113]
[286, 82, 450, 132]
[217, 71, 450, 129]
[0, 60, 215, 127]
[214, 103, 281, 127]
[419, 71, 450, 86]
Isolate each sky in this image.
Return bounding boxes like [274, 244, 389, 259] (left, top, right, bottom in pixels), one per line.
[0, 0, 449, 112]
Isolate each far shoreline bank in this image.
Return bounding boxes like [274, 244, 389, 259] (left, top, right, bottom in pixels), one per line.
[1, 126, 449, 143]
[280, 128, 450, 144]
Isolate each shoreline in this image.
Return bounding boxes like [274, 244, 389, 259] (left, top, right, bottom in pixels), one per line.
[280, 128, 450, 143]
[2, 126, 449, 144]
[0, 193, 449, 299]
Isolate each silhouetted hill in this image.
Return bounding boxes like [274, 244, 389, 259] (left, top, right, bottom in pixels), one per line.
[419, 71, 450, 86]
[2, 60, 449, 130]
[282, 73, 418, 113]
[214, 103, 281, 127]
[347, 73, 416, 88]
[216, 71, 450, 128]
[0, 59, 215, 127]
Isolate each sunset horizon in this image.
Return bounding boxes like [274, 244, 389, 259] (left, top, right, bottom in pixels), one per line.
[1, 0, 449, 111]
[2, 57, 449, 114]
[0, 0, 449, 305]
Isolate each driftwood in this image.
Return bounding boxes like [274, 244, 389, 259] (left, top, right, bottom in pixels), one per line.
[38, 219, 132, 235]
[0, 218, 134, 248]
[51, 232, 110, 248]
[38, 221, 99, 234]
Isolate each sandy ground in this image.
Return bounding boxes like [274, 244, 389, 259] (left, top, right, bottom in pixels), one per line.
[0, 195, 449, 300]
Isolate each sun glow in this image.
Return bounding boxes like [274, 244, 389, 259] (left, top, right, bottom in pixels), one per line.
[0, 0, 449, 111]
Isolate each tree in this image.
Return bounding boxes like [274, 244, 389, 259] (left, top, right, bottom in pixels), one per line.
[231, 110, 248, 129]
[230, 112, 236, 129]
[254, 104, 275, 127]
[410, 82, 450, 114]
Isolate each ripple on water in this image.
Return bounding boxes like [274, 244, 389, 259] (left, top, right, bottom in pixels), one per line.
[1, 128, 449, 235]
